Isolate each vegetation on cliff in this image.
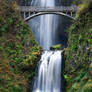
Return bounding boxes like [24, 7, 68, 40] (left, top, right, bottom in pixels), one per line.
[0, 0, 41, 92]
[64, 1, 92, 92]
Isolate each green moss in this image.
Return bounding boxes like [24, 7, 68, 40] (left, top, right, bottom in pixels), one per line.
[50, 44, 62, 50]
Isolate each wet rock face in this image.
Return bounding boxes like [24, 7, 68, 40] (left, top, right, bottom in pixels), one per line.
[61, 0, 73, 6]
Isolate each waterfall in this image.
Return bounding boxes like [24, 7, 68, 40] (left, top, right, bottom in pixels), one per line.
[39, 0, 57, 50]
[27, 0, 65, 92]
[33, 51, 62, 92]
[28, 0, 60, 50]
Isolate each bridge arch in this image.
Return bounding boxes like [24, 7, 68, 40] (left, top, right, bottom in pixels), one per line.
[24, 12, 76, 21]
[18, 5, 78, 21]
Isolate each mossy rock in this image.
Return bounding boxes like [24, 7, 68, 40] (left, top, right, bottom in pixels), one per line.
[50, 44, 62, 50]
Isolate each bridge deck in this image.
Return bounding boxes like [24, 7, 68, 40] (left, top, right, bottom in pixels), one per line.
[18, 5, 78, 12]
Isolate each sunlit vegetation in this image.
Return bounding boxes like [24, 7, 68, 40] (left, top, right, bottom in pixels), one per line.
[50, 44, 62, 50]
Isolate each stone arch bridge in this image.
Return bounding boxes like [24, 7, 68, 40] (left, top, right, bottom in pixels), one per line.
[18, 5, 78, 21]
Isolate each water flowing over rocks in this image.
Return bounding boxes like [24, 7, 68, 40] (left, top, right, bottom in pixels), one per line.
[33, 51, 63, 92]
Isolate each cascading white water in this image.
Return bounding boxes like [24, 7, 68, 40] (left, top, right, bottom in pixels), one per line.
[33, 51, 62, 92]
[39, 0, 57, 50]
[29, 0, 59, 50]
[29, 0, 63, 92]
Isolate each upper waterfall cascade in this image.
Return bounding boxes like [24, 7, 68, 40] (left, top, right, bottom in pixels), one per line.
[28, 0, 71, 50]
[29, 0, 60, 50]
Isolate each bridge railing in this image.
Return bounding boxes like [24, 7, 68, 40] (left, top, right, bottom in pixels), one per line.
[18, 5, 78, 12]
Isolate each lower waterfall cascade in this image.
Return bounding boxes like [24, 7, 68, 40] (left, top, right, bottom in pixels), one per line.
[33, 51, 62, 92]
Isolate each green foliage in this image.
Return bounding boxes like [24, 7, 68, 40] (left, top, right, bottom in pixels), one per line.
[73, 0, 92, 5]
[0, 0, 41, 92]
[64, 1, 92, 92]
[0, 46, 3, 52]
